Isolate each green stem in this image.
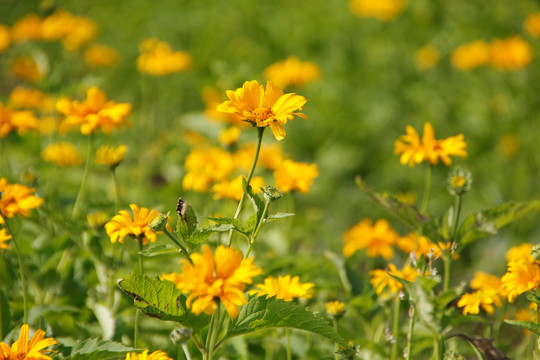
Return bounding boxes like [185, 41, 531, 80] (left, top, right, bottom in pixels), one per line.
[286, 328, 292, 360]
[0, 213, 28, 323]
[333, 319, 340, 360]
[245, 197, 271, 257]
[451, 194, 463, 243]
[134, 240, 144, 347]
[420, 164, 433, 214]
[72, 134, 94, 219]
[163, 228, 193, 264]
[406, 306, 416, 360]
[181, 344, 192, 360]
[443, 254, 451, 293]
[111, 168, 120, 213]
[227, 127, 265, 247]
[433, 333, 444, 360]
[205, 304, 222, 360]
[391, 295, 400, 360]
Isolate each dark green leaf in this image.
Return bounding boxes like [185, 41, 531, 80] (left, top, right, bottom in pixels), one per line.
[504, 320, 540, 335]
[138, 244, 179, 257]
[65, 338, 136, 360]
[242, 178, 265, 219]
[207, 217, 245, 233]
[176, 199, 198, 241]
[188, 224, 235, 247]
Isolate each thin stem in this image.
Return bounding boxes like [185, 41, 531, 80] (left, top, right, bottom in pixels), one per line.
[245, 197, 271, 257]
[420, 164, 433, 214]
[391, 295, 400, 360]
[406, 306, 416, 360]
[134, 240, 145, 347]
[286, 328, 292, 360]
[205, 304, 221, 360]
[111, 168, 120, 213]
[451, 194, 463, 243]
[333, 319, 340, 360]
[443, 254, 451, 293]
[163, 228, 193, 264]
[1, 213, 28, 323]
[72, 134, 94, 219]
[227, 127, 265, 247]
[181, 344, 192, 360]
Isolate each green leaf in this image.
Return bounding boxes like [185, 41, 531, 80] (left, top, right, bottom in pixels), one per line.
[225, 295, 346, 346]
[188, 224, 235, 247]
[117, 273, 209, 331]
[138, 244, 179, 257]
[355, 176, 430, 229]
[176, 199, 198, 241]
[459, 200, 540, 247]
[65, 338, 136, 360]
[400, 277, 440, 332]
[243, 213, 258, 235]
[242, 177, 265, 219]
[504, 320, 540, 335]
[207, 217, 246, 234]
[267, 212, 295, 221]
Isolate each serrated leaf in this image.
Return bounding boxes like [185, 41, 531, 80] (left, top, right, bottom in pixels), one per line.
[66, 338, 136, 360]
[267, 213, 295, 220]
[176, 199, 198, 241]
[243, 213, 258, 234]
[138, 244, 179, 257]
[225, 295, 346, 346]
[400, 277, 440, 332]
[188, 224, 235, 247]
[459, 200, 540, 247]
[504, 320, 540, 335]
[117, 273, 209, 331]
[355, 176, 430, 229]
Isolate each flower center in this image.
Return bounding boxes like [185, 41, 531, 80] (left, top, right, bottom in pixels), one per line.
[250, 107, 274, 121]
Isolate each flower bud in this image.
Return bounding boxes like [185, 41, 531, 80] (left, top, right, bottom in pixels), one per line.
[325, 300, 345, 319]
[149, 212, 169, 232]
[263, 186, 282, 202]
[170, 327, 192, 345]
[447, 168, 472, 196]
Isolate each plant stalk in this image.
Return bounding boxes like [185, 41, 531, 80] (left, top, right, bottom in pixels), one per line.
[246, 197, 271, 257]
[420, 164, 433, 214]
[72, 134, 94, 219]
[391, 295, 400, 360]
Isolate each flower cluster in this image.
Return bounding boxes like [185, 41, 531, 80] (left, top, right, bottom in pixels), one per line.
[162, 245, 262, 319]
[342, 218, 401, 259]
[500, 243, 540, 303]
[0, 101, 40, 137]
[349, 0, 406, 21]
[264, 56, 320, 89]
[137, 38, 191, 76]
[0, 178, 44, 223]
[41, 142, 83, 167]
[370, 264, 424, 295]
[394, 122, 467, 167]
[457, 271, 504, 315]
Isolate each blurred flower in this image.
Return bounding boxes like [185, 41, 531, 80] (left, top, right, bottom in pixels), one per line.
[325, 300, 346, 317]
[414, 45, 440, 70]
[57, 86, 132, 135]
[10, 13, 43, 42]
[0, 24, 10, 52]
[394, 122, 467, 167]
[42, 11, 97, 50]
[41, 141, 83, 167]
[182, 147, 234, 192]
[137, 38, 191, 76]
[125, 349, 173, 360]
[457, 272, 504, 315]
[84, 44, 120, 67]
[9, 86, 53, 112]
[11, 55, 44, 83]
[505, 243, 534, 263]
[524, 12, 540, 37]
[251, 274, 314, 301]
[0, 324, 57, 360]
[343, 218, 400, 259]
[233, 143, 285, 172]
[87, 211, 110, 229]
[212, 175, 265, 201]
[447, 167, 472, 196]
[349, 0, 406, 21]
[396, 232, 444, 259]
[500, 259, 540, 302]
[96, 144, 128, 168]
[497, 133, 519, 158]
[38, 117, 59, 135]
[105, 204, 162, 245]
[162, 245, 262, 319]
[201, 87, 246, 126]
[217, 80, 307, 141]
[274, 159, 319, 194]
[218, 126, 241, 146]
[0, 228, 11, 250]
[451, 40, 490, 71]
[490, 36, 532, 70]
[0, 102, 40, 137]
[264, 56, 320, 89]
[0, 177, 44, 223]
[370, 264, 422, 295]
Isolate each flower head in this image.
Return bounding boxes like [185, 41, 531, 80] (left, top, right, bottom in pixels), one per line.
[525, 12, 540, 37]
[500, 259, 540, 303]
[370, 264, 422, 295]
[10, 14, 43, 42]
[447, 167, 472, 196]
[396, 232, 445, 259]
[125, 349, 173, 360]
[0, 102, 40, 137]
[57, 86, 132, 135]
[163, 245, 262, 319]
[251, 275, 314, 301]
[9, 86, 53, 112]
[451, 40, 491, 71]
[217, 80, 307, 141]
[490, 36, 532, 71]
[182, 147, 234, 192]
[394, 122, 467, 167]
[0, 324, 57, 360]
[212, 175, 265, 201]
[0, 228, 11, 250]
[0, 178, 44, 223]
[274, 159, 319, 194]
[264, 56, 320, 89]
[137, 38, 191, 76]
[0, 25, 10, 52]
[343, 218, 400, 259]
[96, 145, 128, 169]
[349, 0, 405, 21]
[218, 126, 241, 146]
[84, 44, 120, 68]
[325, 301, 346, 318]
[457, 272, 503, 315]
[414, 45, 440, 70]
[105, 204, 162, 245]
[41, 142, 83, 167]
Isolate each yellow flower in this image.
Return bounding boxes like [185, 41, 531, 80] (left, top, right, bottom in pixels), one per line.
[218, 126, 241, 146]
[349, 0, 406, 21]
[201, 87, 247, 126]
[41, 11, 97, 51]
[84, 44, 120, 68]
[264, 56, 320, 89]
[105, 204, 162, 245]
[57, 86, 132, 135]
[497, 133, 519, 158]
[96, 145, 128, 168]
[505, 243, 534, 263]
[0, 324, 57, 360]
[87, 211, 110, 229]
[125, 349, 173, 360]
[182, 147, 234, 192]
[0, 102, 40, 137]
[137, 38, 191, 76]
[325, 301, 346, 317]
[41, 142, 83, 167]
[342, 218, 399, 259]
[9, 86, 53, 112]
[451, 40, 491, 71]
[396, 232, 444, 259]
[212, 175, 265, 201]
[10, 14, 43, 42]
[11, 56, 44, 83]
[0, 228, 11, 250]
[251, 275, 314, 301]
[414, 45, 440, 70]
[489, 36, 532, 70]
[394, 122, 467, 167]
[524, 12, 540, 37]
[470, 271, 503, 292]
[500, 259, 540, 302]
[0, 25, 10, 52]
[233, 143, 285, 172]
[0, 177, 44, 223]
[370, 264, 422, 295]
[217, 80, 307, 141]
[457, 271, 504, 315]
[163, 245, 262, 319]
[274, 159, 319, 194]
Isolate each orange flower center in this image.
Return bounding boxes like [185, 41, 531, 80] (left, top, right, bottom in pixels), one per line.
[249, 107, 274, 121]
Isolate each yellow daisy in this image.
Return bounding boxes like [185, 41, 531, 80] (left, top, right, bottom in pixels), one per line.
[0, 324, 57, 360]
[251, 275, 314, 301]
[105, 204, 162, 245]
